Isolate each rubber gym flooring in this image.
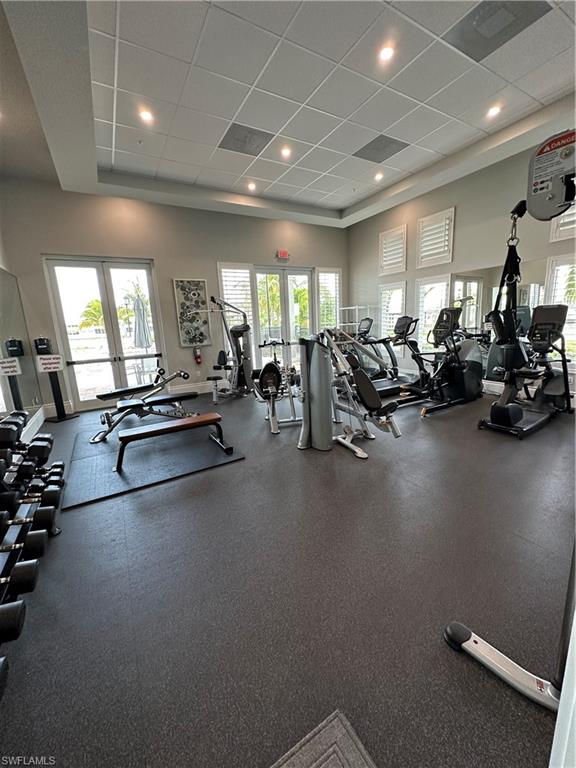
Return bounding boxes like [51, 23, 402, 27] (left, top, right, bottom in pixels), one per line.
[0, 395, 573, 768]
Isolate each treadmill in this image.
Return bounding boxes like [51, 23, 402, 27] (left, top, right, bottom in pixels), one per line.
[354, 315, 421, 397]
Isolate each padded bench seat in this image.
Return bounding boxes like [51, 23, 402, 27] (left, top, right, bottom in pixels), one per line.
[114, 413, 232, 472]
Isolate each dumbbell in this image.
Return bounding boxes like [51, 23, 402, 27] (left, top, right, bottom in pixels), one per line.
[5, 410, 29, 425]
[16, 482, 62, 509]
[0, 530, 47, 558]
[0, 501, 59, 537]
[0, 600, 26, 643]
[0, 560, 39, 595]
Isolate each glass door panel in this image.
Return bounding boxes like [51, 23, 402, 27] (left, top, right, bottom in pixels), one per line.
[256, 272, 284, 366]
[107, 266, 159, 388]
[53, 264, 118, 404]
[453, 277, 482, 332]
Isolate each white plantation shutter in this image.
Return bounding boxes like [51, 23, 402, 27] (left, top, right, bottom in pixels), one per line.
[218, 264, 254, 328]
[550, 207, 576, 242]
[545, 257, 576, 359]
[317, 269, 341, 329]
[415, 275, 450, 349]
[379, 225, 406, 275]
[417, 208, 454, 268]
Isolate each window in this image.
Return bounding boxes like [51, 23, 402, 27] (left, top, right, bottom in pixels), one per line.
[217, 263, 255, 329]
[545, 256, 576, 359]
[452, 276, 482, 331]
[415, 275, 450, 349]
[379, 225, 406, 275]
[550, 206, 576, 242]
[417, 208, 454, 268]
[317, 268, 341, 329]
[379, 282, 405, 336]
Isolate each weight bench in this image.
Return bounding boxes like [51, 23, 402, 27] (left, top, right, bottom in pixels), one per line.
[114, 413, 232, 473]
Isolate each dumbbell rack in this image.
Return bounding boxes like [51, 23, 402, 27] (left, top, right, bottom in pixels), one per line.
[0, 410, 65, 701]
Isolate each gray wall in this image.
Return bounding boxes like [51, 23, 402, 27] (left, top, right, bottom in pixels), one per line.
[348, 149, 574, 341]
[0, 178, 347, 403]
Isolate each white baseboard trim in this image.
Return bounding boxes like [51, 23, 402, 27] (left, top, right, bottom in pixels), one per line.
[42, 400, 75, 418]
[22, 406, 47, 441]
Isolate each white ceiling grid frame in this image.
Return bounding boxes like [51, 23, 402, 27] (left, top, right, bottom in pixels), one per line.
[86, 0, 576, 209]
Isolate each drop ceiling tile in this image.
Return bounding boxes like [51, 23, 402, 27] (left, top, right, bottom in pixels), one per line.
[341, 6, 434, 84]
[89, 31, 115, 86]
[117, 42, 189, 103]
[392, 1, 477, 35]
[515, 47, 576, 103]
[427, 66, 507, 117]
[235, 90, 300, 133]
[114, 150, 159, 176]
[459, 85, 540, 130]
[87, 2, 117, 35]
[336, 180, 373, 199]
[157, 160, 201, 183]
[195, 168, 240, 190]
[296, 147, 346, 173]
[277, 167, 321, 187]
[115, 91, 177, 134]
[387, 41, 471, 102]
[282, 108, 342, 144]
[320, 121, 379, 154]
[257, 41, 335, 102]
[171, 107, 229, 144]
[216, 2, 299, 35]
[386, 106, 450, 144]
[443, 1, 552, 61]
[180, 67, 249, 118]
[94, 120, 113, 148]
[307, 174, 345, 193]
[355, 164, 408, 185]
[417, 120, 485, 153]
[482, 10, 574, 81]
[286, 2, 382, 62]
[219, 123, 274, 155]
[349, 87, 417, 132]
[557, 0, 576, 21]
[245, 158, 288, 181]
[354, 134, 408, 163]
[96, 147, 112, 170]
[260, 136, 313, 164]
[163, 137, 215, 165]
[330, 155, 380, 180]
[195, 7, 277, 84]
[115, 125, 167, 157]
[92, 83, 114, 121]
[307, 67, 380, 119]
[293, 189, 330, 204]
[262, 183, 300, 200]
[387, 145, 442, 171]
[119, 2, 207, 62]
[205, 148, 254, 174]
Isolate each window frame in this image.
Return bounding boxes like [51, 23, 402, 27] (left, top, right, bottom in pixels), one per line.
[549, 207, 576, 243]
[414, 273, 451, 350]
[378, 224, 407, 276]
[416, 207, 455, 269]
[315, 267, 342, 332]
[379, 280, 406, 357]
[544, 254, 576, 371]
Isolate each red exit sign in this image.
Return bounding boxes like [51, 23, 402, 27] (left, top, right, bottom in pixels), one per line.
[276, 249, 290, 261]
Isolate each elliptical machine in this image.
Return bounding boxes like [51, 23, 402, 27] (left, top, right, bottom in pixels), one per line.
[395, 307, 484, 416]
[207, 296, 253, 404]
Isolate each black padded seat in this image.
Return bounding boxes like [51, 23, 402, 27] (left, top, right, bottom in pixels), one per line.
[516, 368, 542, 380]
[255, 362, 282, 400]
[116, 398, 144, 413]
[207, 375, 223, 382]
[352, 368, 382, 413]
[96, 383, 153, 401]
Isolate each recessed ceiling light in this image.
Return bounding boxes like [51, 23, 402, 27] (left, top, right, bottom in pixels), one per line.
[379, 46, 395, 62]
[374, 171, 384, 182]
[248, 182, 256, 192]
[281, 146, 292, 159]
[139, 109, 154, 124]
[487, 105, 501, 118]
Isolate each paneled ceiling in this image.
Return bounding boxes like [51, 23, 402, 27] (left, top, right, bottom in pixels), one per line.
[88, 0, 575, 209]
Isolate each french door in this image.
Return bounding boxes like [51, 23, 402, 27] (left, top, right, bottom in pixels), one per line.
[46, 259, 162, 410]
[452, 276, 483, 332]
[254, 268, 314, 368]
